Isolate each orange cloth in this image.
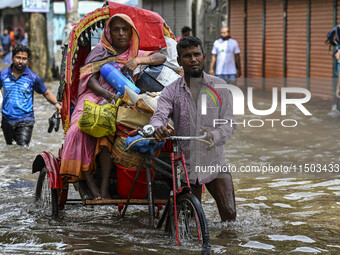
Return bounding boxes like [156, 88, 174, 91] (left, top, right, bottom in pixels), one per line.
[10, 31, 14, 46]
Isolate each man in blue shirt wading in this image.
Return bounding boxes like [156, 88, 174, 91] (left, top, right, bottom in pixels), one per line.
[0, 44, 61, 146]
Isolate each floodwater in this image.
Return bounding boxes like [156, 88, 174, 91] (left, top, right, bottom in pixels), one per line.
[0, 81, 339, 254]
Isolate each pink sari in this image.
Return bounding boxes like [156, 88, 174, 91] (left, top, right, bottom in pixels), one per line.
[60, 14, 150, 182]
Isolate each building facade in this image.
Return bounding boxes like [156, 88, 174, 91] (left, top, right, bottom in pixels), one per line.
[141, 0, 192, 38]
[228, 0, 339, 99]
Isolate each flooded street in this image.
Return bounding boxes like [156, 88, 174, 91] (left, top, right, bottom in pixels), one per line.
[0, 81, 339, 254]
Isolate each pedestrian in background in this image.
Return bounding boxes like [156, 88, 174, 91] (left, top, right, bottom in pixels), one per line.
[177, 26, 192, 41]
[325, 25, 340, 112]
[333, 46, 340, 105]
[0, 28, 12, 57]
[9, 28, 15, 47]
[0, 44, 61, 146]
[209, 27, 241, 85]
[336, 59, 340, 110]
[14, 28, 27, 46]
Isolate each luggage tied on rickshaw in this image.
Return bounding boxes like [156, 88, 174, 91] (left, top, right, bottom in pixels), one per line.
[112, 87, 164, 169]
[78, 98, 122, 138]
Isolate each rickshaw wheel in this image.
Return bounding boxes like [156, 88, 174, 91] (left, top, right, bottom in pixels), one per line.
[35, 167, 59, 217]
[173, 193, 210, 248]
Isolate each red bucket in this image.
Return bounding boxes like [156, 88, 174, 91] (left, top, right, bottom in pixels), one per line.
[115, 164, 154, 199]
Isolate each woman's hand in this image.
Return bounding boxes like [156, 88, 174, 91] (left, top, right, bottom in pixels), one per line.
[121, 53, 166, 75]
[111, 93, 121, 104]
[103, 91, 120, 103]
[88, 75, 119, 102]
[121, 58, 139, 75]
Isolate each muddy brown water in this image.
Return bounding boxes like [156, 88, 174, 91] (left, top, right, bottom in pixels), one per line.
[0, 81, 339, 254]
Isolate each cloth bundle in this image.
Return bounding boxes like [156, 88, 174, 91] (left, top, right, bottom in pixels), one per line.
[78, 99, 122, 137]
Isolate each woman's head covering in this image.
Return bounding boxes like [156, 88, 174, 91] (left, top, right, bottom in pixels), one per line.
[101, 13, 140, 61]
[80, 13, 140, 78]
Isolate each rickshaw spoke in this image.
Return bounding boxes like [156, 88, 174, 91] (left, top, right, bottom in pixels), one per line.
[34, 168, 59, 217]
[174, 193, 209, 247]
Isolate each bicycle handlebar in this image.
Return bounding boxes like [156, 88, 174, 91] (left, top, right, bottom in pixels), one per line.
[125, 132, 212, 152]
[164, 132, 207, 141]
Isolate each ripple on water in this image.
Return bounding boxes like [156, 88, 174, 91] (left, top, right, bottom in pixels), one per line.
[239, 202, 271, 209]
[327, 244, 340, 249]
[237, 187, 262, 192]
[235, 197, 248, 202]
[239, 241, 275, 250]
[255, 196, 267, 201]
[259, 156, 273, 161]
[208, 208, 283, 235]
[210, 245, 228, 254]
[8, 181, 34, 189]
[291, 247, 325, 253]
[268, 234, 315, 243]
[294, 179, 340, 189]
[272, 150, 296, 154]
[268, 180, 312, 188]
[289, 210, 323, 217]
[255, 176, 271, 179]
[327, 186, 340, 190]
[3, 241, 67, 254]
[283, 192, 328, 201]
[272, 203, 293, 208]
[289, 222, 306, 226]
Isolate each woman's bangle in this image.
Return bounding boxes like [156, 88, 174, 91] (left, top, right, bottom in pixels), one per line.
[148, 55, 153, 65]
[53, 101, 60, 105]
[109, 94, 116, 104]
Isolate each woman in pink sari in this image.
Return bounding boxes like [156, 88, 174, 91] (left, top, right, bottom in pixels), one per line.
[60, 13, 166, 199]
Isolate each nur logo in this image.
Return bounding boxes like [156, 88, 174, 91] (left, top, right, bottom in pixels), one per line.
[201, 83, 312, 116]
[200, 83, 222, 115]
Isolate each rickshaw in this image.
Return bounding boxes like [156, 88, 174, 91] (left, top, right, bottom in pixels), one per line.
[32, 2, 210, 249]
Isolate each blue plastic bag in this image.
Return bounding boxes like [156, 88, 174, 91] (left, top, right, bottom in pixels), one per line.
[126, 135, 164, 155]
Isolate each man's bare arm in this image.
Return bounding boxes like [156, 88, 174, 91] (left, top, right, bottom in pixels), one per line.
[43, 89, 62, 114]
[235, 53, 241, 77]
[336, 77, 340, 99]
[209, 54, 217, 75]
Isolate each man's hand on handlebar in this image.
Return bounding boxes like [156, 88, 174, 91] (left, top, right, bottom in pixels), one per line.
[200, 127, 215, 151]
[154, 126, 170, 142]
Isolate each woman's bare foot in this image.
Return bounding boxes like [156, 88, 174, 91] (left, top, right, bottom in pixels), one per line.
[99, 147, 113, 200]
[100, 189, 112, 200]
[83, 171, 101, 200]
